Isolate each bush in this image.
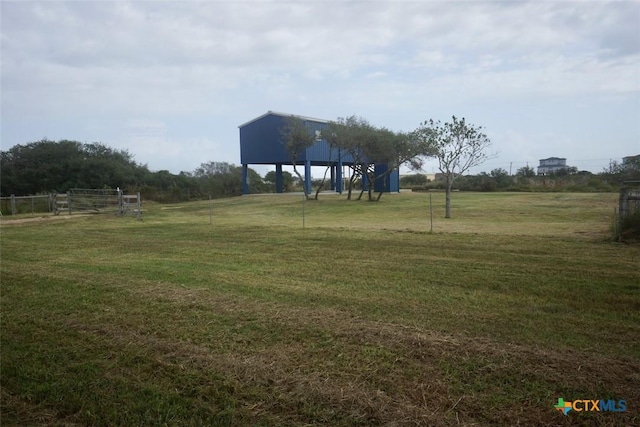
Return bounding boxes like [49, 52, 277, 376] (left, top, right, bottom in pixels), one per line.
[615, 210, 640, 241]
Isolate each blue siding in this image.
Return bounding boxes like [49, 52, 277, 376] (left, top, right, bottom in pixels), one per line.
[305, 140, 344, 164]
[240, 112, 356, 165]
[240, 114, 290, 164]
[373, 164, 400, 192]
[239, 111, 397, 193]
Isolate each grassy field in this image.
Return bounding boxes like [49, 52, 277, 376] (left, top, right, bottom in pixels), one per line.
[1, 192, 638, 426]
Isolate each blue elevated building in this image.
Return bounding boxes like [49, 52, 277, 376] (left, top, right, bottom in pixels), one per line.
[238, 111, 399, 194]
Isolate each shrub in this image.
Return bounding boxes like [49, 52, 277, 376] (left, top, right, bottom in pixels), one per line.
[615, 210, 640, 241]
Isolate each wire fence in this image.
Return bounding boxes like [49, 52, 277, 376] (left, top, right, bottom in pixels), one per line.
[0, 194, 53, 216]
[1, 189, 141, 220]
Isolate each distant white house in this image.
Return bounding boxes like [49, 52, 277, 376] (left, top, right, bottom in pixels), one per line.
[537, 157, 569, 175]
[622, 154, 640, 170]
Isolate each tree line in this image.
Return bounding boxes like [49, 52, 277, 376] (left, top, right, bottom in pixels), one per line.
[402, 165, 639, 193]
[0, 139, 268, 202]
[3, 124, 637, 217]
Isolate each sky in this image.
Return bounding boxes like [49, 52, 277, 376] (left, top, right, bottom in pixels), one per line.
[1, 0, 639, 177]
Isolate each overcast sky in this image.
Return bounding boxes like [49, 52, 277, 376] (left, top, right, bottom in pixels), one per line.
[2, 0, 639, 176]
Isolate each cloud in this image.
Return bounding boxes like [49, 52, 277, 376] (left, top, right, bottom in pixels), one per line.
[4, 1, 637, 104]
[1, 0, 638, 174]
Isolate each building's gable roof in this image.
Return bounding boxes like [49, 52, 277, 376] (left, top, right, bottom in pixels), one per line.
[238, 111, 328, 128]
[539, 157, 566, 161]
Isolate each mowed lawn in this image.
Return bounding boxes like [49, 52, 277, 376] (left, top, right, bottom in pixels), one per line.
[1, 192, 638, 426]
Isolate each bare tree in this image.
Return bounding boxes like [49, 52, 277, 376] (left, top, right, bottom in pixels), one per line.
[414, 116, 493, 218]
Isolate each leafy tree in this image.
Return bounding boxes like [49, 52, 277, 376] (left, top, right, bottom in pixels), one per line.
[279, 116, 317, 199]
[1, 139, 272, 202]
[516, 166, 536, 178]
[359, 128, 425, 201]
[194, 161, 239, 198]
[263, 170, 276, 184]
[0, 139, 146, 196]
[194, 161, 237, 177]
[400, 174, 428, 187]
[1, 139, 82, 195]
[324, 116, 373, 200]
[140, 169, 191, 202]
[325, 116, 433, 201]
[193, 161, 266, 198]
[245, 168, 267, 194]
[414, 116, 493, 218]
[490, 168, 512, 188]
[458, 172, 497, 192]
[264, 170, 294, 192]
[603, 157, 640, 182]
[357, 125, 394, 201]
[490, 168, 508, 177]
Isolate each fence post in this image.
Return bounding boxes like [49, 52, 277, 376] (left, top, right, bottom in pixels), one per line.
[619, 185, 626, 225]
[10, 194, 16, 215]
[67, 191, 72, 215]
[429, 193, 433, 233]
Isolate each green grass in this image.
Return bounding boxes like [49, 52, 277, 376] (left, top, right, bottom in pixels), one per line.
[1, 192, 638, 426]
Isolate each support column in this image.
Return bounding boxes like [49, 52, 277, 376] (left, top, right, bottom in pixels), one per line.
[275, 164, 283, 193]
[374, 164, 388, 193]
[242, 164, 249, 194]
[336, 157, 343, 194]
[330, 166, 336, 191]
